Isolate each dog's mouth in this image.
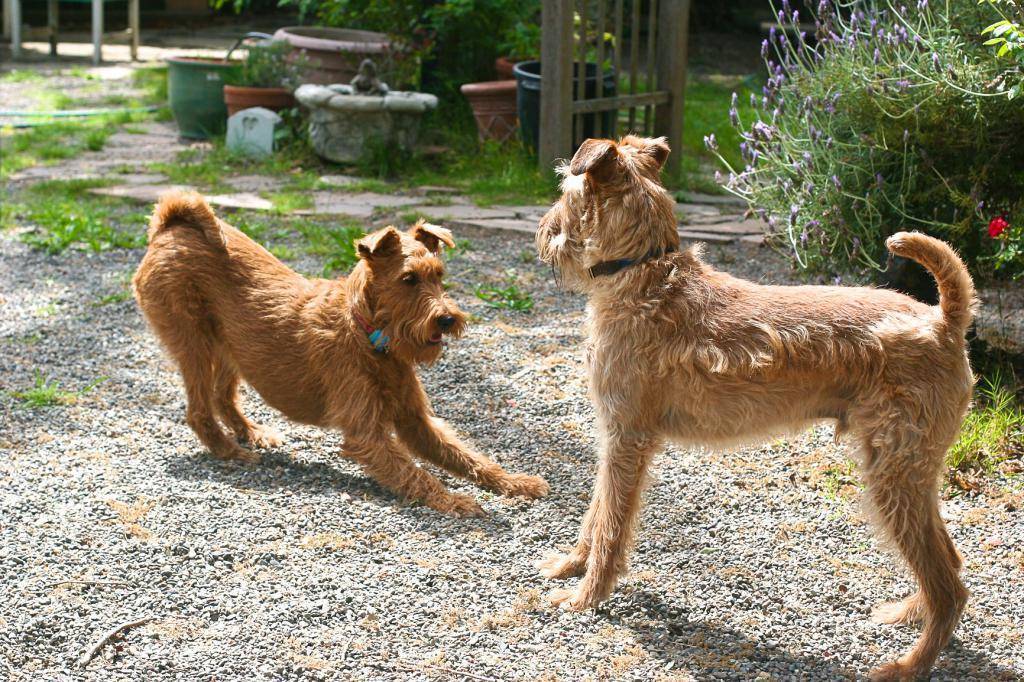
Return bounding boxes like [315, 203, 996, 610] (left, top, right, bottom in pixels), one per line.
[427, 332, 443, 345]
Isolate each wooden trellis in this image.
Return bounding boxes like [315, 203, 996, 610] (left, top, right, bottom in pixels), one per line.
[539, 0, 690, 174]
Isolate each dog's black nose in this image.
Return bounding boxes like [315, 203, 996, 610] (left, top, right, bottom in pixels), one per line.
[437, 315, 456, 331]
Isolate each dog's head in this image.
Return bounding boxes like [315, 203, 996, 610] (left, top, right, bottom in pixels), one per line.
[536, 135, 679, 290]
[351, 221, 467, 364]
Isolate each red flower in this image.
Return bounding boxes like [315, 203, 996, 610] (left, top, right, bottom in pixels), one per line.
[988, 215, 1009, 238]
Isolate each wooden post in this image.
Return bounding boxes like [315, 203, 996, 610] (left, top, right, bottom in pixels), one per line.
[9, 0, 21, 59]
[47, 0, 57, 56]
[91, 0, 102, 65]
[654, 0, 690, 176]
[539, 0, 574, 172]
[129, 0, 139, 61]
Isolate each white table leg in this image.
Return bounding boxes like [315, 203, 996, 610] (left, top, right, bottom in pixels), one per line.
[91, 0, 102, 65]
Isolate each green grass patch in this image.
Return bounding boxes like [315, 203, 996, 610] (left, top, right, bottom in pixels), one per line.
[949, 371, 1024, 475]
[298, 221, 366, 276]
[152, 138, 322, 194]
[1, 69, 44, 83]
[473, 271, 534, 312]
[93, 290, 133, 306]
[11, 371, 107, 408]
[14, 180, 148, 254]
[268, 190, 313, 214]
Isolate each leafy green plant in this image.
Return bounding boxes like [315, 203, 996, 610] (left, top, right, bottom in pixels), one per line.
[299, 222, 366, 276]
[474, 272, 534, 312]
[948, 370, 1023, 473]
[238, 40, 307, 90]
[711, 0, 1024, 281]
[11, 371, 107, 408]
[980, 0, 1024, 98]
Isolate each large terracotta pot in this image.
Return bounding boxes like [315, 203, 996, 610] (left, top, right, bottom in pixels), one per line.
[495, 56, 532, 80]
[273, 27, 391, 85]
[223, 85, 296, 116]
[460, 80, 518, 143]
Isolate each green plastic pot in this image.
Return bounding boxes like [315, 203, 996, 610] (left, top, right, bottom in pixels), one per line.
[167, 57, 241, 139]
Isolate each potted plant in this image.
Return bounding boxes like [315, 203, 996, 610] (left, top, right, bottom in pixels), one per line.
[223, 40, 305, 116]
[495, 20, 540, 79]
[460, 78, 519, 143]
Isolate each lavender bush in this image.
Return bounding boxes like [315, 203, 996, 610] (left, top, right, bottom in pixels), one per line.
[710, 0, 1024, 281]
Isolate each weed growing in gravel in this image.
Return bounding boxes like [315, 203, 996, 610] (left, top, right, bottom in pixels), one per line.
[298, 221, 366, 276]
[151, 139, 322, 194]
[269, 190, 314, 214]
[474, 271, 534, 312]
[11, 371, 107, 408]
[445, 238, 473, 260]
[949, 371, 1024, 476]
[93, 290, 133, 306]
[1, 69, 43, 83]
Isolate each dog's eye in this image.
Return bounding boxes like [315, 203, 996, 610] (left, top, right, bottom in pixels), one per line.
[402, 273, 418, 286]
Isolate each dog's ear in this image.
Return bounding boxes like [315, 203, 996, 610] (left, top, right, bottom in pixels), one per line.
[570, 138, 619, 183]
[409, 220, 454, 254]
[642, 136, 670, 169]
[357, 226, 401, 260]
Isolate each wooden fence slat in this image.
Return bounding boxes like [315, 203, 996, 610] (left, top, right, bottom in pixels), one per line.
[628, 0, 640, 132]
[644, 0, 658, 134]
[654, 0, 691, 175]
[612, 0, 624, 138]
[595, 0, 606, 136]
[575, 0, 587, 146]
[539, 0, 575, 170]
[572, 90, 668, 114]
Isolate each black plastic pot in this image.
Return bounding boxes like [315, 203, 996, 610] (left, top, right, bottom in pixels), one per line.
[513, 60, 617, 153]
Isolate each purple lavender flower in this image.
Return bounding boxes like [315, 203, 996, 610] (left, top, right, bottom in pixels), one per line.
[874, 47, 881, 64]
[714, 170, 723, 184]
[932, 52, 940, 71]
[703, 133, 718, 151]
[875, 173, 884, 188]
[778, 10, 786, 25]
[730, 106, 739, 127]
[800, 230, 809, 245]
[832, 174, 841, 189]
[833, 275, 842, 285]
[792, 10, 799, 24]
[750, 92, 758, 108]
[917, 0, 928, 9]
[790, 205, 799, 227]
[782, 0, 791, 14]
[761, 39, 769, 58]
[802, 151, 812, 166]
[903, 129, 909, 143]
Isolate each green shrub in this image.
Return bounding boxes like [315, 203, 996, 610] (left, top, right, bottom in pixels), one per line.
[711, 0, 1024, 281]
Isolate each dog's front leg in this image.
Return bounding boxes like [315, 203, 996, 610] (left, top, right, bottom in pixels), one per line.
[394, 395, 549, 499]
[341, 430, 484, 517]
[547, 427, 660, 610]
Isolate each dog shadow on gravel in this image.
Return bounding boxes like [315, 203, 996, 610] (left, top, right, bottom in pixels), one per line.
[162, 447, 520, 530]
[614, 589, 1016, 681]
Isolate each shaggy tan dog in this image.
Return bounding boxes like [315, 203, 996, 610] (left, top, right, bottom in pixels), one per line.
[133, 191, 548, 516]
[535, 135, 975, 680]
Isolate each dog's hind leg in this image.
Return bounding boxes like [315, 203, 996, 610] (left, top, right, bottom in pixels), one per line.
[859, 432, 967, 681]
[547, 425, 661, 609]
[212, 353, 282, 450]
[394, 383, 548, 499]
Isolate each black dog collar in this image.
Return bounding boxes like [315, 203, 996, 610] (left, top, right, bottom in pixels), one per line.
[588, 246, 675, 278]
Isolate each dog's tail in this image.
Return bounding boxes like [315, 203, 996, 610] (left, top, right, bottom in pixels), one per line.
[885, 231, 975, 334]
[147, 190, 226, 249]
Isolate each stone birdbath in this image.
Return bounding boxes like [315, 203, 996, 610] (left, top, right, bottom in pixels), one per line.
[295, 59, 438, 164]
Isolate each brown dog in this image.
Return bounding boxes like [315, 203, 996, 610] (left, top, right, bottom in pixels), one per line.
[133, 190, 548, 516]
[535, 135, 975, 680]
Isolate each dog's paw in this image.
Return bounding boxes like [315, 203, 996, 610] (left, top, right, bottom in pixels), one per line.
[500, 473, 550, 499]
[214, 444, 261, 465]
[868, 658, 917, 682]
[247, 425, 283, 449]
[536, 552, 587, 580]
[546, 587, 594, 611]
[432, 493, 485, 518]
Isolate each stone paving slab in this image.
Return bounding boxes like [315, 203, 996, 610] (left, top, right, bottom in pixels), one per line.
[447, 217, 538, 235]
[318, 174, 360, 188]
[227, 175, 283, 193]
[412, 205, 520, 222]
[675, 202, 723, 219]
[89, 184, 274, 212]
[675, 191, 747, 207]
[686, 218, 764, 234]
[678, 229, 740, 244]
[295, 191, 422, 218]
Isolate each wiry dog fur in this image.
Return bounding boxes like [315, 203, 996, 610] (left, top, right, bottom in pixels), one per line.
[535, 135, 975, 681]
[134, 190, 548, 516]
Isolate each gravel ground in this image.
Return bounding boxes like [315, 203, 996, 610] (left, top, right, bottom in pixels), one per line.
[1, 222, 1022, 681]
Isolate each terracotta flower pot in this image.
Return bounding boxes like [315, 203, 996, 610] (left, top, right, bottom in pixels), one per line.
[460, 80, 519, 143]
[223, 85, 296, 116]
[273, 26, 391, 85]
[495, 56, 532, 80]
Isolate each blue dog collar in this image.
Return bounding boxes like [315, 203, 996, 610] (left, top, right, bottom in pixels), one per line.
[353, 311, 389, 353]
